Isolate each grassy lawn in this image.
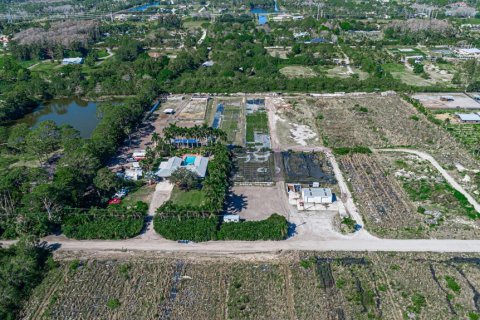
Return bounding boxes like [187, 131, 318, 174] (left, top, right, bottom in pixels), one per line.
[246, 112, 269, 142]
[221, 105, 241, 144]
[382, 63, 405, 72]
[123, 184, 155, 206]
[169, 187, 207, 207]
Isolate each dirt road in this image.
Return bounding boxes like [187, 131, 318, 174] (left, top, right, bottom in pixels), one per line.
[3, 238, 480, 253]
[377, 148, 480, 213]
[141, 181, 173, 240]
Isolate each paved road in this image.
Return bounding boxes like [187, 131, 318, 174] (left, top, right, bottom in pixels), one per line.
[377, 148, 480, 213]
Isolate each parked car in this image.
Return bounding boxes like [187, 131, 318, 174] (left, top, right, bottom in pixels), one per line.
[108, 198, 122, 205]
[354, 224, 363, 232]
[177, 240, 190, 244]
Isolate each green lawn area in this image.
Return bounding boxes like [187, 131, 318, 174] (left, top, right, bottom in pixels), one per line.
[246, 111, 269, 142]
[123, 184, 155, 206]
[221, 105, 241, 144]
[169, 187, 207, 207]
[382, 63, 405, 72]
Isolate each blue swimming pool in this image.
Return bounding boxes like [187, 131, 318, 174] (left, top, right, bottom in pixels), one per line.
[184, 156, 196, 165]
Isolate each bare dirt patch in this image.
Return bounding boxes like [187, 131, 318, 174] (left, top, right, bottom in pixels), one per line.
[225, 185, 289, 221]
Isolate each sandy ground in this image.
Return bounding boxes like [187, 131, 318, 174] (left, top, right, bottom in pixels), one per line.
[225, 185, 290, 220]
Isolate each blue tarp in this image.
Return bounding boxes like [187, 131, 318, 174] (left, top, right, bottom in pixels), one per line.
[172, 139, 199, 144]
[212, 103, 224, 128]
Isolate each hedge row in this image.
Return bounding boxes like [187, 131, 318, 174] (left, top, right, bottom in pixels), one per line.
[153, 214, 288, 242]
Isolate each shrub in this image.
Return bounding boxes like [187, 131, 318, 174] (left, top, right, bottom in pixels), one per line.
[106, 298, 121, 310]
[153, 216, 218, 242]
[62, 202, 147, 239]
[217, 214, 288, 241]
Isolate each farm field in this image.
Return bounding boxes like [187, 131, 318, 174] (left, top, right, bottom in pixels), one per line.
[282, 151, 336, 185]
[446, 124, 480, 157]
[22, 252, 480, 320]
[339, 152, 480, 239]
[312, 94, 480, 185]
[177, 98, 208, 120]
[231, 148, 275, 183]
[220, 105, 244, 145]
[246, 111, 269, 143]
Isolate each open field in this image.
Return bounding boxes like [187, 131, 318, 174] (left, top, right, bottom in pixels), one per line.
[279, 65, 317, 78]
[412, 93, 480, 110]
[177, 97, 208, 120]
[21, 251, 480, 320]
[266, 96, 320, 148]
[225, 185, 288, 220]
[340, 152, 480, 239]
[311, 94, 479, 183]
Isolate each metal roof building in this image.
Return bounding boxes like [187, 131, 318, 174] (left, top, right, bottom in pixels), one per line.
[156, 156, 209, 178]
[457, 113, 480, 123]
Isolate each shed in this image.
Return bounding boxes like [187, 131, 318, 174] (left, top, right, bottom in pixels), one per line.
[457, 113, 480, 123]
[301, 188, 333, 204]
[223, 215, 240, 223]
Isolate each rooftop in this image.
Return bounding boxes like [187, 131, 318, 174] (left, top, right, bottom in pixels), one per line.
[457, 113, 480, 121]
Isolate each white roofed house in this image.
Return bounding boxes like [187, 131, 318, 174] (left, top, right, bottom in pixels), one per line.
[156, 155, 209, 178]
[302, 188, 333, 204]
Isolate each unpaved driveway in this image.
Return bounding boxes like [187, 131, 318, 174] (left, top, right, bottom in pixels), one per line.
[141, 181, 173, 240]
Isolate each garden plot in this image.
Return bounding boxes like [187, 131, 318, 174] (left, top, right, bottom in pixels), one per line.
[282, 151, 336, 184]
[178, 97, 208, 120]
[446, 124, 480, 156]
[232, 148, 275, 183]
[379, 152, 480, 239]
[220, 105, 245, 145]
[24, 252, 480, 320]
[338, 153, 419, 239]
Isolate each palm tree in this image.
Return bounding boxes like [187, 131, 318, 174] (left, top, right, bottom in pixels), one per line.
[151, 132, 159, 148]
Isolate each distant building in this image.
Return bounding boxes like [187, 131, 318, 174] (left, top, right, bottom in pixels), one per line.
[301, 188, 333, 204]
[455, 48, 480, 59]
[156, 155, 209, 178]
[132, 150, 146, 160]
[62, 57, 83, 65]
[202, 60, 214, 67]
[223, 215, 240, 223]
[457, 113, 480, 123]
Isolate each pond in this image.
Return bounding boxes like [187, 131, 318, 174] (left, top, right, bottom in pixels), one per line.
[16, 98, 109, 138]
[251, 0, 279, 25]
[128, 2, 160, 12]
